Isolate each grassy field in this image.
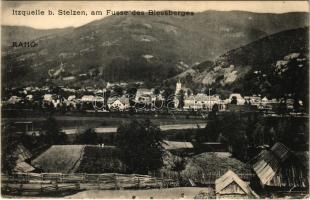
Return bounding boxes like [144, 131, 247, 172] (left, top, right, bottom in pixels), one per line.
[31, 145, 127, 173]
[2, 115, 207, 131]
[76, 146, 125, 173]
[31, 145, 85, 173]
[65, 187, 214, 199]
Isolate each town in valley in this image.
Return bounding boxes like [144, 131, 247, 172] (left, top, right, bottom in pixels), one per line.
[1, 4, 309, 199]
[2, 79, 306, 115]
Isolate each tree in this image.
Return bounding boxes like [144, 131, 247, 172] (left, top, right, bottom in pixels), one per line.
[126, 87, 137, 97]
[116, 119, 164, 174]
[104, 90, 111, 108]
[40, 116, 68, 145]
[126, 87, 137, 107]
[185, 73, 193, 85]
[211, 103, 219, 116]
[231, 96, 237, 104]
[196, 111, 220, 143]
[187, 90, 192, 96]
[171, 154, 186, 184]
[1, 127, 19, 174]
[153, 88, 160, 96]
[252, 121, 265, 146]
[202, 113, 249, 161]
[75, 129, 98, 144]
[293, 98, 301, 112]
[276, 100, 287, 115]
[220, 113, 248, 161]
[162, 87, 174, 109]
[1, 125, 38, 174]
[177, 89, 185, 109]
[112, 86, 123, 97]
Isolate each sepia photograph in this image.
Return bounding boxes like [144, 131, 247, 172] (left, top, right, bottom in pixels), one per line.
[1, 1, 309, 199]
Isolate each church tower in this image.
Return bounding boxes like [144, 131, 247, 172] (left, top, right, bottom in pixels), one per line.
[175, 79, 182, 95]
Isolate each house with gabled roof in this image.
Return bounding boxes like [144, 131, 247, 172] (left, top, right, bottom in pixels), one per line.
[107, 96, 130, 111]
[215, 170, 259, 199]
[135, 88, 153, 104]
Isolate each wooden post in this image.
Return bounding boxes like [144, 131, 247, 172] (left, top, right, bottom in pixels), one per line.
[97, 175, 100, 190]
[19, 183, 23, 195]
[137, 176, 140, 189]
[155, 177, 158, 188]
[160, 171, 164, 189]
[162, 173, 165, 188]
[114, 174, 119, 190]
[75, 182, 80, 190]
[4, 180, 9, 190]
[55, 181, 59, 191]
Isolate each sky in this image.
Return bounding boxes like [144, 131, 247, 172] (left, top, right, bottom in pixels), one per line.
[1, 1, 309, 29]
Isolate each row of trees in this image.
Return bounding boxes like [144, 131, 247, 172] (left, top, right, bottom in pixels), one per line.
[197, 111, 308, 161]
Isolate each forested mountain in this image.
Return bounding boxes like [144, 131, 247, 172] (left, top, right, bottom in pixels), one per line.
[1, 11, 308, 87]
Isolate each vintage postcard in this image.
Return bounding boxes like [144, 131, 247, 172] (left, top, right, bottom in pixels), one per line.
[1, 1, 309, 199]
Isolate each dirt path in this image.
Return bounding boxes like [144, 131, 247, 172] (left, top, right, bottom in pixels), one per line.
[65, 187, 213, 199]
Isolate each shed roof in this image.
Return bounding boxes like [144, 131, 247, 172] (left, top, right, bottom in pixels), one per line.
[252, 143, 289, 185]
[229, 93, 244, 99]
[185, 95, 219, 102]
[14, 161, 35, 173]
[136, 88, 152, 95]
[162, 140, 194, 150]
[13, 143, 32, 163]
[252, 143, 289, 173]
[107, 96, 130, 105]
[252, 143, 308, 187]
[252, 150, 279, 185]
[270, 142, 290, 162]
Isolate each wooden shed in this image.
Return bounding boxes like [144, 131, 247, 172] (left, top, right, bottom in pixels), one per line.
[251, 143, 308, 191]
[215, 170, 259, 199]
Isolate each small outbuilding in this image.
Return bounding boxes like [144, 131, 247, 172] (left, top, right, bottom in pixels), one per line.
[215, 170, 259, 199]
[251, 143, 308, 192]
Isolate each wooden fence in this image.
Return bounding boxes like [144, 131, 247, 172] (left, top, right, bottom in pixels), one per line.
[159, 169, 255, 186]
[2, 170, 255, 195]
[2, 172, 179, 194]
[2, 182, 79, 195]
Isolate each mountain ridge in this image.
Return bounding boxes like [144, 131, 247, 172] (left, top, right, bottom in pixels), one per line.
[1, 10, 309, 87]
[190, 26, 308, 100]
